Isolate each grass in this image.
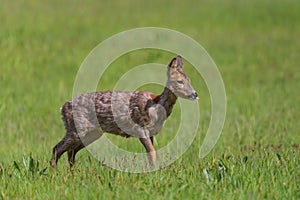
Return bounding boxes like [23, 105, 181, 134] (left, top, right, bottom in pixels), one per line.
[0, 0, 300, 199]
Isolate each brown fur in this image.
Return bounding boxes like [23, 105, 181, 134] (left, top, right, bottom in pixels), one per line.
[50, 55, 198, 168]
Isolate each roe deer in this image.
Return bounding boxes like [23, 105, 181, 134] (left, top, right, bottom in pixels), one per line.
[50, 55, 198, 169]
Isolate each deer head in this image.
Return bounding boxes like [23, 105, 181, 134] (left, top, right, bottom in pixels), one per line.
[166, 55, 198, 100]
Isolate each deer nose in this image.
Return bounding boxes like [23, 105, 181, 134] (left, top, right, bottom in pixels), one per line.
[192, 92, 199, 100]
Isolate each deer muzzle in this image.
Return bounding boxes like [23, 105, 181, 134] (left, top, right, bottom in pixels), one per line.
[190, 91, 199, 100]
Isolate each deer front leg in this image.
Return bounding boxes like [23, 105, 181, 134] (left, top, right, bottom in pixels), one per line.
[139, 137, 156, 165]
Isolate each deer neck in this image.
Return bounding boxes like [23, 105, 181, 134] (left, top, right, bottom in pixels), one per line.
[157, 87, 177, 117]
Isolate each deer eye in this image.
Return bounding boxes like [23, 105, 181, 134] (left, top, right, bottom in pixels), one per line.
[177, 80, 184, 84]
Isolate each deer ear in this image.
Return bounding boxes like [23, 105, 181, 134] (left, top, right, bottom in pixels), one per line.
[168, 57, 177, 68]
[176, 55, 183, 69]
[168, 55, 183, 69]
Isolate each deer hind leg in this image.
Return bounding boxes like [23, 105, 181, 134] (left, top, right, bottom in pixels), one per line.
[50, 132, 78, 169]
[67, 129, 103, 168]
[67, 142, 84, 168]
[139, 137, 156, 165]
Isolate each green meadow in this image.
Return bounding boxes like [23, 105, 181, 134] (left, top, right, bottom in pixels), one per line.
[0, 0, 299, 199]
